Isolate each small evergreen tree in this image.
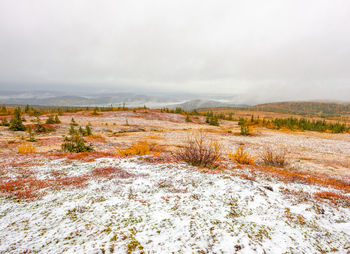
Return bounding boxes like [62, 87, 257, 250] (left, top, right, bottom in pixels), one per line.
[54, 115, 61, 124]
[27, 125, 36, 142]
[208, 116, 219, 126]
[240, 125, 250, 136]
[69, 124, 76, 135]
[9, 107, 26, 131]
[0, 117, 9, 126]
[35, 117, 47, 133]
[71, 117, 78, 126]
[92, 107, 99, 116]
[46, 114, 55, 124]
[185, 114, 192, 123]
[0, 106, 6, 113]
[25, 104, 30, 113]
[78, 126, 87, 136]
[85, 125, 92, 136]
[206, 116, 210, 124]
[62, 127, 93, 153]
[33, 109, 41, 117]
[238, 118, 250, 136]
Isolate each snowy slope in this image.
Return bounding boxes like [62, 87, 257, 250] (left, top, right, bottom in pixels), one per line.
[0, 157, 349, 253]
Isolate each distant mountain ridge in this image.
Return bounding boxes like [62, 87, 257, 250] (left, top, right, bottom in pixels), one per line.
[0, 93, 180, 108]
[167, 99, 247, 110]
[2, 90, 348, 114]
[249, 101, 350, 116]
[0, 90, 244, 109]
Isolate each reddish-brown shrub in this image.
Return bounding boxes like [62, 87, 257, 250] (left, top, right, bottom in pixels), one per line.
[249, 164, 350, 193]
[48, 152, 116, 162]
[0, 177, 52, 199]
[174, 133, 222, 168]
[261, 147, 287, 167]
[92, 167, 121, 177]
[142, 155, 174, 164]
[314, 191, 350, 207]
[92, 167, 134, 179]
[55, 176, 89, 188]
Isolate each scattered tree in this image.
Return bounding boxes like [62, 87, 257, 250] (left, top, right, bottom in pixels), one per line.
[85, 125, 92, 136]
[71, 117, 78, 126]
[27, 125, 36, 142]
[46, 115, 55, 124]
[25, 104, 30, 113]
[54, 115, 61, 124]
[0, 117, 9, 126]
[9, 107, 26, 131]
[92, 107, 99, 116]
[35, 117, 47, 133]
[185, 114, 192, 123]
[238, 118, 251, 136]
[61, 126, 93, 152]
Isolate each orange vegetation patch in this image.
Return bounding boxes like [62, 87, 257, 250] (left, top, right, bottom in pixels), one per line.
[0, 171, 135, 200]
[141, 155, 175, 164]
[48, 151, 117, 162]
[116, 141, 161, 157]
[228, 145, 255, 165]
[0, 160, 43, 169]
[92, 167, 134, 178]
[314, 191, 350, 207]
[233, 172, 256, 181]
[55, 176, 89, 188]
[0, 177, 53, 199]
[248, 164, 350, 193]
[36, 137, 63, 146]
[86, 135, 106, 143]
[0, 154, 45, 169]
[0, 166, 136, 200]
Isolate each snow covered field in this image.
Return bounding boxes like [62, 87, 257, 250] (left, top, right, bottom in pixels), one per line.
[0, 156, 349, 253]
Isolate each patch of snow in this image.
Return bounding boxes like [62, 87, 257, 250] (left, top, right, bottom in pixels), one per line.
[0, 157, 349, 253]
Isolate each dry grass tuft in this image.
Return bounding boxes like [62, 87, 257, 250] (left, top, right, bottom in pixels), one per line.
[174, 132, 222, 168]
[17, 143, 36, 154]
[229, 145, 255, 165]
[87, 134, 105, 141]
[261, 147, 287, 167]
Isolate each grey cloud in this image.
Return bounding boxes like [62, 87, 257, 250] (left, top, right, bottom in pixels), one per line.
[0, 0, 349, 102]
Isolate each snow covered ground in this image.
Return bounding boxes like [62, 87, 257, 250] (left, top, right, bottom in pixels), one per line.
[0, 157, 349, 253]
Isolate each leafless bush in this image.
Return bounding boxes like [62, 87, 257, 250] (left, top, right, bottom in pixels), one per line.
[261, 147, 288, 167]
[174, 132, 222, 168]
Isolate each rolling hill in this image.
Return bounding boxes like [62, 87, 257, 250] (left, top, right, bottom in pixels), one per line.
[249, 101, 350, 116]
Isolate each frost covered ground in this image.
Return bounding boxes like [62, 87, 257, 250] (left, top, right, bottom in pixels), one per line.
[0, 156, 349, 253]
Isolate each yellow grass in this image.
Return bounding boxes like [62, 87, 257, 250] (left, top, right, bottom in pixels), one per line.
[229, 145, 255, 165]
[88, 134, 104, 139]
[116, 141, 159, 157]
[17, 143, 36, 154]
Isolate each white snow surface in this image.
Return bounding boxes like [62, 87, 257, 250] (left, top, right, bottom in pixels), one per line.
[0, 157, 349, 253]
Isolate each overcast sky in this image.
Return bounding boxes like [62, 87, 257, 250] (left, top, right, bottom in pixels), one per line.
[0, 0, 349, 102]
